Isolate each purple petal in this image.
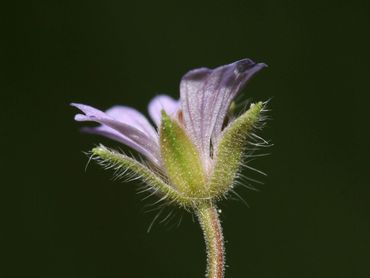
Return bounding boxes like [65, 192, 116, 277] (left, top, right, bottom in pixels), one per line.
[81, 126, 160, 164]
[180, 58, 267, 159]
[148, 95, 179, 126]
[71, 103, 161, 165]
[104, 106, 158, 139]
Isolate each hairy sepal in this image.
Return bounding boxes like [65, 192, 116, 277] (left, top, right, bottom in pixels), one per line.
[209, 102, 264, 199]
[91, 145, 193, 208]
[160, 111, 207, 197]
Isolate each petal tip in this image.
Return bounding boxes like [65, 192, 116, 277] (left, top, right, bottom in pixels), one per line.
[74, 114, 88, 121]
[70, 102, 81, 108]
[235, 58, 257, 73]
[235, 59, 268, 74]
[258, 62, 268, 68]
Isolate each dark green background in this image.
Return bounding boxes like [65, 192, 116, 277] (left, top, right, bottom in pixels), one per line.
[2, 0, 369, 277]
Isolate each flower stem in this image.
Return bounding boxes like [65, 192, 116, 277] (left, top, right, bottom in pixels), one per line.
[197, 204, 225, 278]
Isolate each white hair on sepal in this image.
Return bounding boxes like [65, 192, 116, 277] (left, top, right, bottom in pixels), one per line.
[141, 197, 187, 232]
[220, 100, 271, 206]
[86, 145, 190, 232]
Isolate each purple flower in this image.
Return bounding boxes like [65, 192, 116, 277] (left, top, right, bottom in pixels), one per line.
[72, 58, 268, 278]
[72, 58, 266, 171]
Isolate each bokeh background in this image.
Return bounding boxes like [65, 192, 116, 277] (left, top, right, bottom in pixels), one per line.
[2, 0, 369, 277]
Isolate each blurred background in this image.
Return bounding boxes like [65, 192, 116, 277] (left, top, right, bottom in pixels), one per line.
[1, 0, 369, 277]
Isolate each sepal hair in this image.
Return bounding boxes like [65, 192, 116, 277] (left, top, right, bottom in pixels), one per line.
[90, 145, 192, 208]
[209, 101, 270, 201]
[89, 145, 212, 209]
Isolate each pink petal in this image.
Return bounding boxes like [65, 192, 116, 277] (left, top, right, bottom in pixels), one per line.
[148, 95, 179, 126]
[71, 103, 160, 165]
[180, 58, 267, 159]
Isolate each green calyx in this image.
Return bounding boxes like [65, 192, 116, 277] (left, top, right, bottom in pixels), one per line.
[90, 102, 264, 209]
[159, 111, 207, 198]
[208, 101, 264, 199]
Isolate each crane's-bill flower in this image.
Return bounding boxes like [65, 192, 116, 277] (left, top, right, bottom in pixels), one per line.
[72, 58, 267, 208]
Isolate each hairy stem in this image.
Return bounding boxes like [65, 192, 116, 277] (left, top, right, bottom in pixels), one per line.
[197, 204, 225, 278]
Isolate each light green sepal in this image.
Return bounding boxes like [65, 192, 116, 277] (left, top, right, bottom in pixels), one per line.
[209, 102, 264, 198]
[91, 145, 192, 207]
[159, 111, 207, 197]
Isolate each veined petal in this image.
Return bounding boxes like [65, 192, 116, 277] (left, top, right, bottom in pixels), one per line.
[71, 103, 161, 165]
[105, 105, 158, 139]
[148, 95, 179, 126]
[180, 59, 267, 160]
[81, 126, 160, 164]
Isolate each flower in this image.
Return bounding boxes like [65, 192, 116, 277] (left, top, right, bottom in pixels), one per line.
[71, 58, 267, 208]
[72, 58, 268, 278]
